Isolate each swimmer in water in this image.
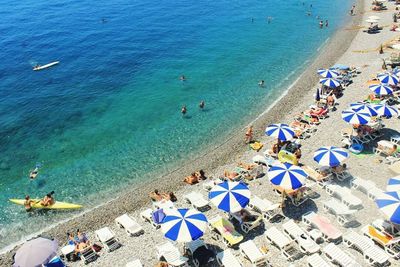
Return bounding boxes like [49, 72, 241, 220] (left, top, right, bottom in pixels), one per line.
[258, 80, 265, 87]
[319, 20, 323, 28]
[325, 20, 329, 27]
[181, 105, 187, 115]
[180, 75, 186, 81]
[199, 100, 205, 109]
[29, 167, 39, 180]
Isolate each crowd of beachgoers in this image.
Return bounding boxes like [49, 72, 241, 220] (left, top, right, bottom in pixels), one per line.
[8, 0, 400, 267]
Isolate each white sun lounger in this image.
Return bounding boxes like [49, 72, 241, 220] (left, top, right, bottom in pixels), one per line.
[229, 209, 263, 233]
[239, 240, 269, 267]
[344, 231, 390, 266]
[302, 211, 342, 243]
[351, 177, 376, 193]
[265, 226, 300, 261]
[140, 208, 160, 229]
[362, 224, 400, 258]
[325, 184, 363, 210]
[323, 199, 357, 227]
[95, 227, 121, 252]
[185, 239, 214, 267]
[307, 254, 332, 267]
[126, 259, 143, 267]
[248, 195, 282, 222]
[216, 249, 243, 267]
[323, 243, 361, 267]
[115, 214, 144, 236]
[367, 187, 384, 201]
[79, 245, 98, 264]
[183, 192, 209, 210]
[282, 219, 320, 255]
[156, 242, 189, 267]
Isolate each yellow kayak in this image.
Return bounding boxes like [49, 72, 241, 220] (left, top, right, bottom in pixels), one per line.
[9, 199, 82, 210]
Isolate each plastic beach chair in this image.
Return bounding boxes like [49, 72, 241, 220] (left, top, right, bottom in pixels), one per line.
[351, 177, 376, 193]
[183, 192, 209, 210]
[307, 254, 332, 267]
[323, 243, 361, 267]
[325, 184, 363, 210]
[302, 211, 342, 242]
[323, 199, 357, 227]
[362, 224, 400, 258]
[248, 195, 281, 222]
[156, 241, 189, 267]
[208, 216, 243, 247]
[115, 214, 144, 236]
[282, 219, 320, 255]
[239, 240, 269, 266]
[95, 227, 121, 252]
[229, 209, 263, 233]
[344, 231, 389, 266]
[126, 259, 143, 267]
[216, 249, 243, 267]
[185, 239, 215, 267]
[265, 226, 300, 261]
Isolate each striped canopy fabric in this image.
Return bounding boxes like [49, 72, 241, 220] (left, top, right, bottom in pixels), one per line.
[369, 84, 393, 96]
[313, 146, 349, 167]
[317, 69, 339, 78]
[371, 104, 399, 118]
[209, 181, 250, 213]
[350, 102, 378, 117]
[341, 108, 371, 125]
[319, 78, 340, 88]
[161, 208, 208, 242]
[387, 176, 400, 192]
[377, 73, 399, 85]
[376, 191, 400, 224]
[267, 162, 307, 190]
[265, 123, 294, 141]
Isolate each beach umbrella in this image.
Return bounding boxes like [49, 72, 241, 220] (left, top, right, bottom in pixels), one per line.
[371, 104, 399, 118]
[387, 176, 400, 192]
[319, 78, 341, 88]
[14, 237, 58, 267]
[378, 73, 399, 85]
[392, 68, 400, 77]
[161, 208, 207, 242]
[369, 84, 393, 96]
[313, 146, 349, 167]
[209, 181, 250, 213]
[350, 102, 378, 116]
[317, 69, 339, 78]
[341, 108, 371, 125]
[265, 123, 295, 141]
[376, 191, 400, 224]
[267, 162, 307, 191]
[331, 64, 349, 70]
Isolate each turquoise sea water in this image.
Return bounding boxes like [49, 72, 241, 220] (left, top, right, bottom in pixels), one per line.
[0, 0, 350, 249]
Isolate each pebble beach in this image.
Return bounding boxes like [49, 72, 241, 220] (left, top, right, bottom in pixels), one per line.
[5, 0, 400, 266]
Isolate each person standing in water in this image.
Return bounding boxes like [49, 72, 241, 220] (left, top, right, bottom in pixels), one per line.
[319, 20, 323, 28]
[258, 80, 265, 87]
[181, 105, 187, 115]
[199, 101, 205, 109]
[180, 75, 186, 81]
[325, 20, 329, 27]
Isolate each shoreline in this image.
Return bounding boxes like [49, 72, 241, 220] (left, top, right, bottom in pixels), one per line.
[0, 1, 364, 263]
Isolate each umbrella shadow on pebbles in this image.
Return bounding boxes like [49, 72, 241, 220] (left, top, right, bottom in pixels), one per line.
[281, 200, 318, 221]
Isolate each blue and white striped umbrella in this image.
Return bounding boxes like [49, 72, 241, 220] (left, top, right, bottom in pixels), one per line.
[317, 69, 339, 78]
[376, 191, 400, 224]
[371, 104, 399, 118]
[387, 176, 400, 192]
[369, 84, 393, 96]
[350, 102, 378, 116]
[319, 78, 341, 88]
[378, 73, 399, 85]
[392, 68, 400, 77]
[209, 181, 250, 213]
[313, 146, 349, 167]
[161, 208, 207, 242]
[265, 123, 295, 141]
[341, 108, 371, 125]
[267, 163, 307, 190]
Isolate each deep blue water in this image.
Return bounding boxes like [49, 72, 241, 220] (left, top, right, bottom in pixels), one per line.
[0, 0, 350, 249]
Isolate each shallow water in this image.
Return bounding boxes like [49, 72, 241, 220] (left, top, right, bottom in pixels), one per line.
[0, 0, 349, 249]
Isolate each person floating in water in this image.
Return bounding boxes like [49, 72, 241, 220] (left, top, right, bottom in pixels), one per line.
[258, 80, 265, 87]
[319, 20, 323, 28]
[29, 166, 39, 180]
[267, 17, 272, 23]
[199, 100, 205, 109]
[251, 17, 254, 23]
[181, 105, 187, 115]
[101, 18, 107, 23]
[325, 20, 329, 27]
[180, 75, 186, 81]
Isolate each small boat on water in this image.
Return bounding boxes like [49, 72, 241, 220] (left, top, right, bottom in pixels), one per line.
[33, 61, 60, 71]
[9, 199, 82, 210]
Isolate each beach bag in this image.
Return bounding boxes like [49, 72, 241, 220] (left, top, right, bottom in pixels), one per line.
[92, 243, 102, 252]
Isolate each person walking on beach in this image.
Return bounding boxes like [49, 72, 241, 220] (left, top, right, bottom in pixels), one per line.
[199, 100, 205, 109]
[245, 126, 253, 144]
[181, 105, 187, 115]
[325, 20, 329, 27]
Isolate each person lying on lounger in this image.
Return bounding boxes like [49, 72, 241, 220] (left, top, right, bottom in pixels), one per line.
[223, 170, 240, 180]
[184, 173, 199, 185]
[331, 164, 347, 174]
[239, 209, 257, 222]
[237, 162, 257, 170]
[149, 189, 163, 201]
